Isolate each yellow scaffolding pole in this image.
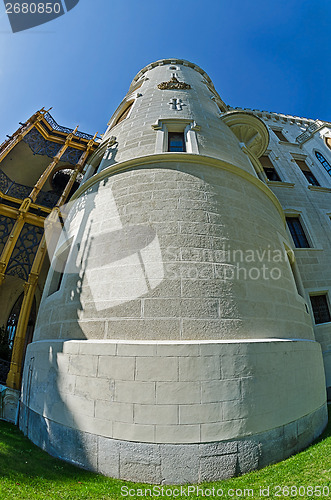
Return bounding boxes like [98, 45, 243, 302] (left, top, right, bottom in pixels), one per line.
[6, 134, 97, 390]
[0, 127, 77, 286]
[0, 198, 32, 285]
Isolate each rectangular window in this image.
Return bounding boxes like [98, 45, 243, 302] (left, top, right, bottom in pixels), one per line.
[295, 160, 320, 186]
[259, 155, 281, 181]
[272, 129, 288, 142]
[310, 294, 331, 324]
[168, 132, 186, 152]
[286, 217, 310, 248]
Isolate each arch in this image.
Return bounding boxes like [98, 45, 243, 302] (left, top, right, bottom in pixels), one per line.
[50, 167, 82, 197]
[0, 294, 36, 383]
[6, 293, 36, 355]
[127, 79, 144, 95]
[112, 100, 134, 128]
[315, 151, 331, 175]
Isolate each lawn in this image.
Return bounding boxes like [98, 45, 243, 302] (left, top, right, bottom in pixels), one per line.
[0, 414, 331, 500]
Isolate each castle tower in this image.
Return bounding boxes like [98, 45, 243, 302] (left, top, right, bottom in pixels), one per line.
[19, 60, 327, 484]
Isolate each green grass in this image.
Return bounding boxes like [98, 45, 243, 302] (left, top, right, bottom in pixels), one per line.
[0, 416, 331, 499]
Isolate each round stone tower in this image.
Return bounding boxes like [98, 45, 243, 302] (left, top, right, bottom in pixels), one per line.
[20, 59, 327, 484]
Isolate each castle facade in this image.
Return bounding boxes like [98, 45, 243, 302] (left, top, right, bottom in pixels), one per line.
[1, 59, 330, 484]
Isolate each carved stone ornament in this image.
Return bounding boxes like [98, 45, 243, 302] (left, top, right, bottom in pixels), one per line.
[157, 76, 191, 90]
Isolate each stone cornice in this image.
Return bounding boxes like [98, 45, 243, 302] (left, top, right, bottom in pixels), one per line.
[130, 59, 213, 86]
[228, 106, 331, 128]
[71, 153, 286, 225]
[267, 181, 295, 188]
[308, 185, 331, 193]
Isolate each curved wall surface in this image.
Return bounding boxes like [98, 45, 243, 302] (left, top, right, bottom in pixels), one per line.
[20, 59, 327, 484]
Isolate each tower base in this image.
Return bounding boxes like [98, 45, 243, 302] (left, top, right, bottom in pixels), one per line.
[19, 403, 326, 484]
[19, 339, 328, 484]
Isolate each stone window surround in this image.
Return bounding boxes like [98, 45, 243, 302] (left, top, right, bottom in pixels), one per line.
[313, 149, 331, 187]
[271, 127, 289, 142]
[277, 233, 308, 302]
[290, 154, 320, 187]
[270, 126, 297, 145]
[284, 209, 316, 249]
[127, 78, 145, 95]
[151, 118, 200, 154]
[259, 153, 282, 182]
[307, 289, 331, 326]
[277, 233, 307, 303]
[46, 237, 74, 298]
[112, 100, 135, 128]
[262, 149, 291, 183]
[107, 98, 136, 132]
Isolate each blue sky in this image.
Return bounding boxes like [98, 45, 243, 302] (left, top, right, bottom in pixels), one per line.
[0, 0, 330, 141]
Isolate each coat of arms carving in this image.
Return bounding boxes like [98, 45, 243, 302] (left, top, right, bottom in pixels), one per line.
[157, 76, 191, 90]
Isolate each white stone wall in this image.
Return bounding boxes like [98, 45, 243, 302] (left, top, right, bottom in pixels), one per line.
[34, 159, 313, 343]
[22, 338, 326, 444]
[255, 112, 331, 387]
[20, 59, 329, 482]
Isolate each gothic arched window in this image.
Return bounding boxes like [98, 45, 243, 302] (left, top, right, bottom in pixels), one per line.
[0, 294, 36, 383]
[113, 100, 134, 127]
[315, 151, 331, 175]
[5, 294, 36, 354]
[6, 294, 24, 354]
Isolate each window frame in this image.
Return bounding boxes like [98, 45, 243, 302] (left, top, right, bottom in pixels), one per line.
[152, 118, 200, 154]
[294, 159, 320, 186]
[259, 155, 282, 181]
[107, 99, 135, 131]
[302, 170, 320, 186]
[315, 151, 331, 176]
[285, 215, 311, 249]
[112, 100, 134, 127]
[47, 238, 73, 297]
[271, 128, 288, 142]
[284, 244, 306, 299]
[309, 293, 331, 325]
[167, 131, 186, 152]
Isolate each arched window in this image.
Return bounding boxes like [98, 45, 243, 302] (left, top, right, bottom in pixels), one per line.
[5, 294, 36, 354]
[6, 294, 24, 354]
[315, 151, 331, 175]
[113, 101, 134, 127]
[0, 294, 36, 383]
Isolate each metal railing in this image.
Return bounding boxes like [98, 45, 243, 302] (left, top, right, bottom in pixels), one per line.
[43, 112, 96, 141]
[0, 169, 59, 208]
[296, 121, 324, 144]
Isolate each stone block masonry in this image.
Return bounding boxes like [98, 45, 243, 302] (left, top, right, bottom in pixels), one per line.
[19, 58, 329, 483]
[20, 338, 327, 483]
